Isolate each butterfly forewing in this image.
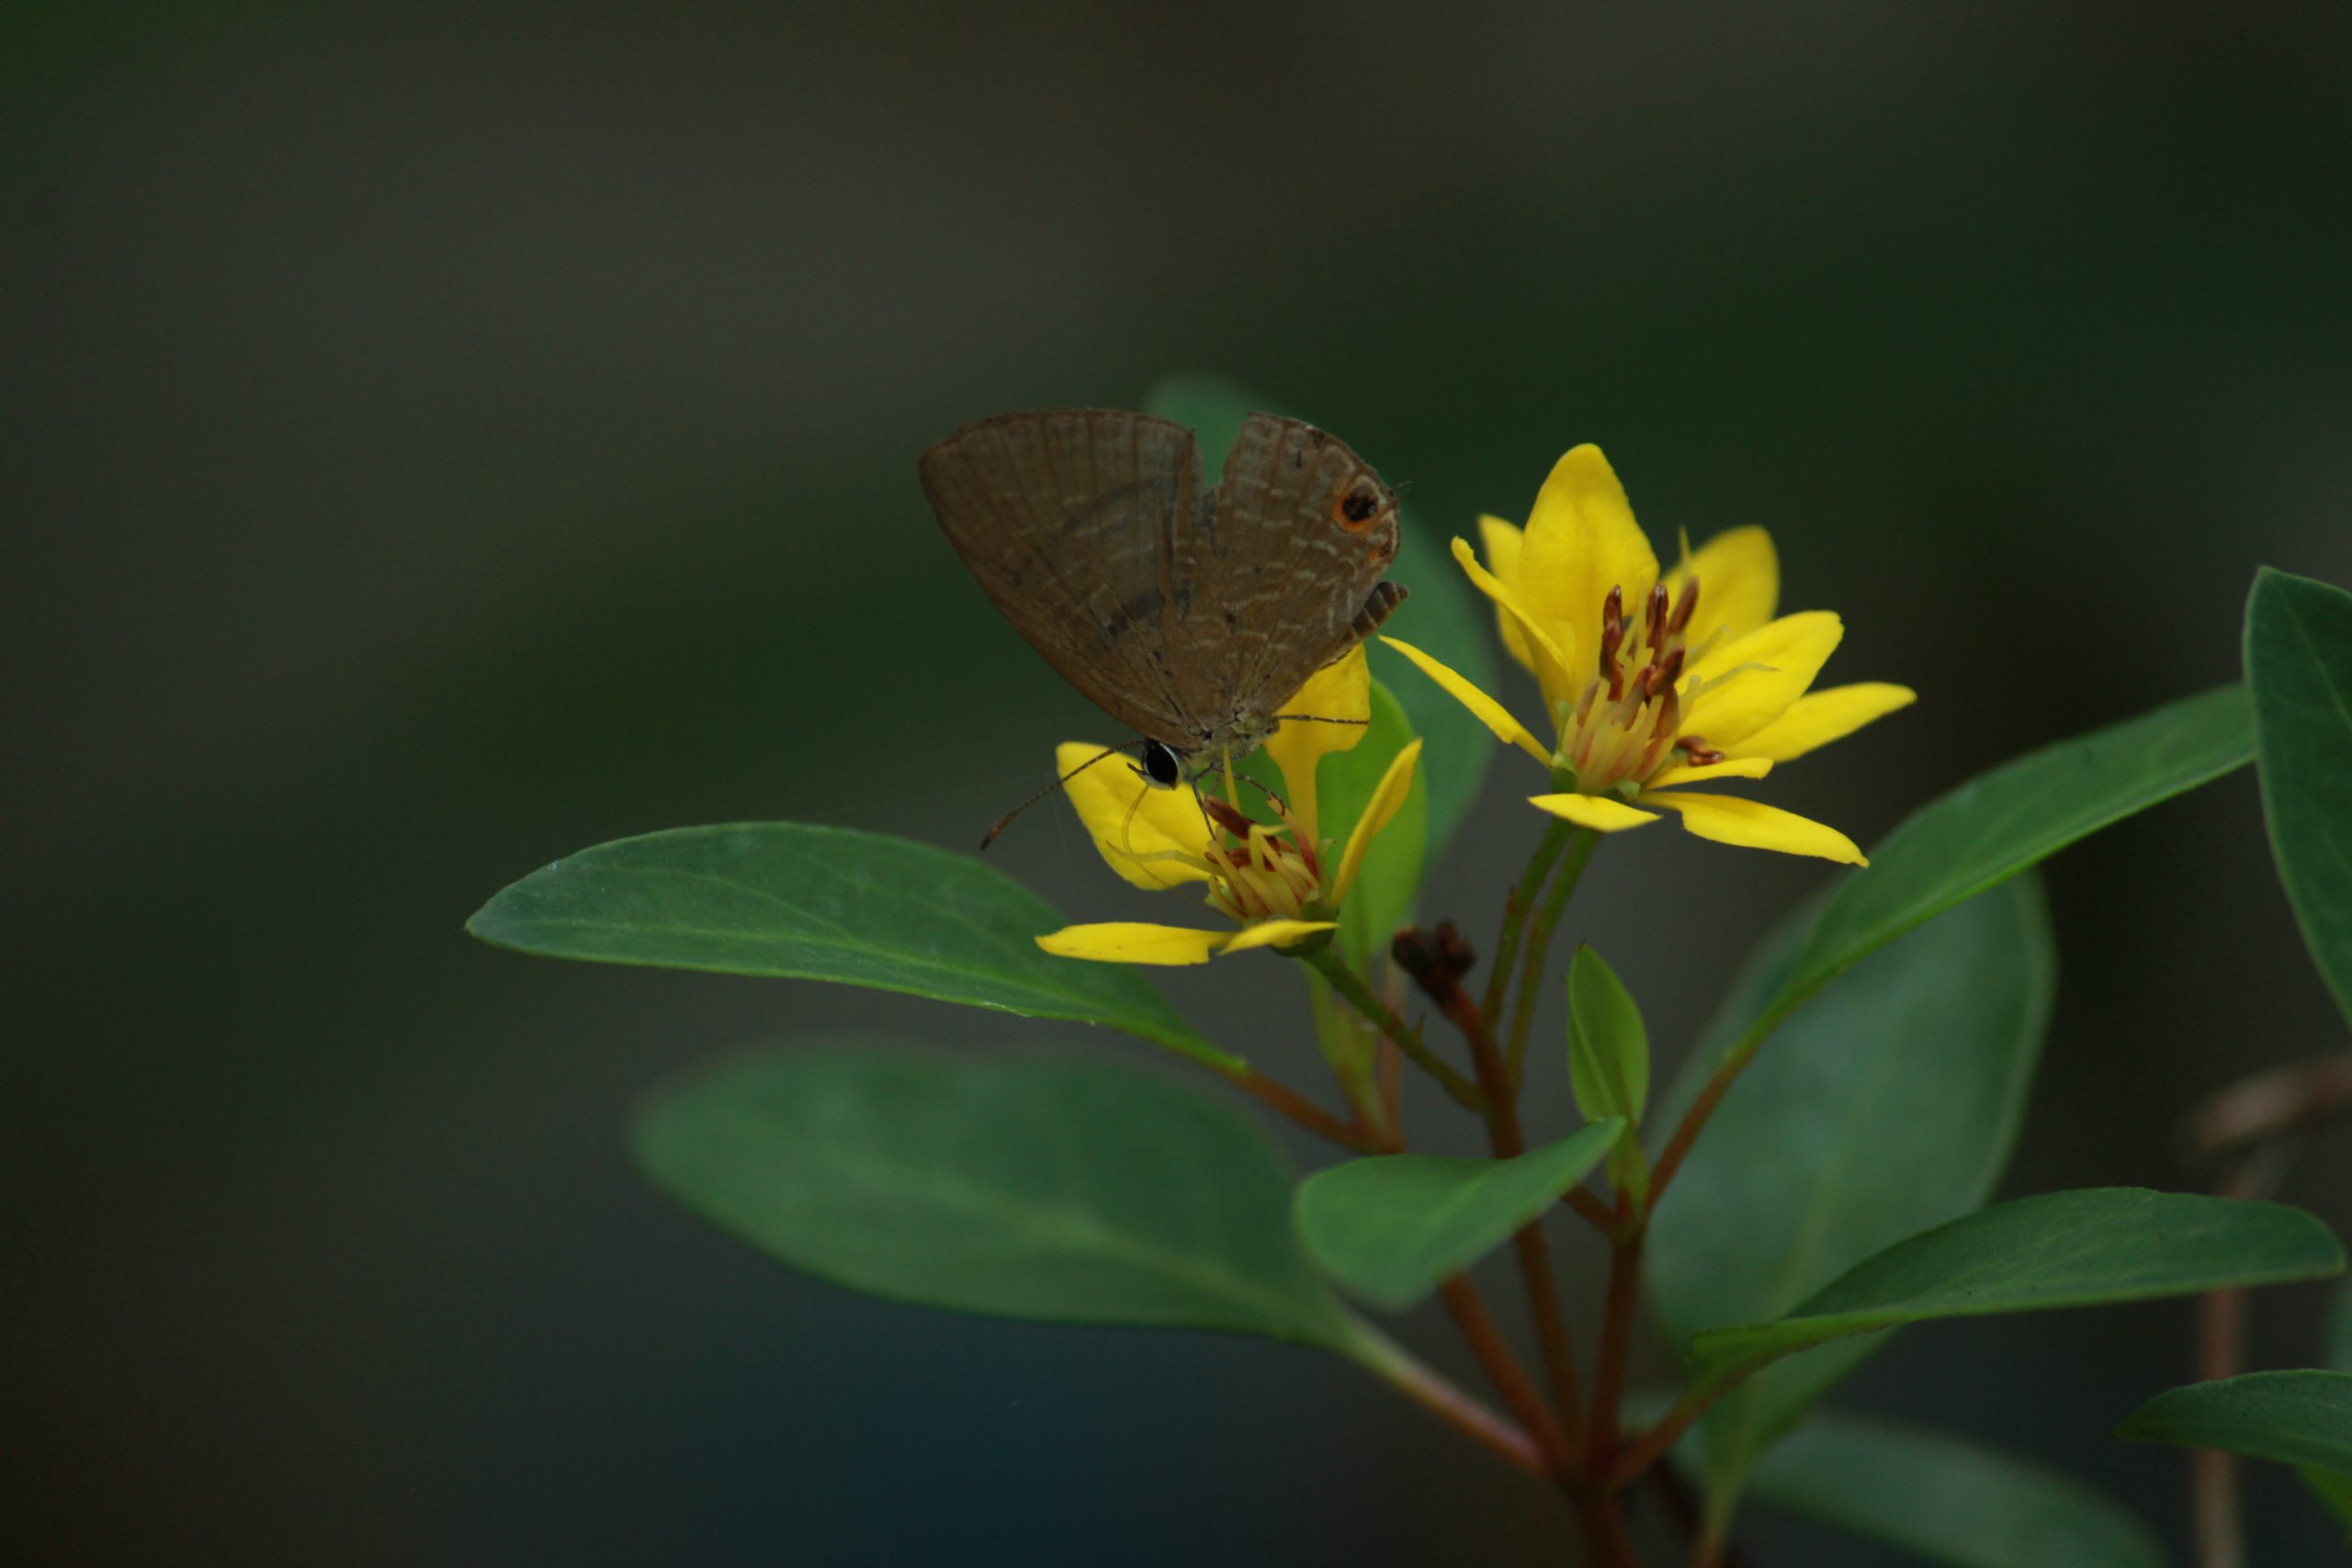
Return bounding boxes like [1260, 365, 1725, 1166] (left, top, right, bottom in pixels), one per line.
[920, 407, 1404, 758]
[1183, 412, 1401, 731]
[919, 410, 1203, 740]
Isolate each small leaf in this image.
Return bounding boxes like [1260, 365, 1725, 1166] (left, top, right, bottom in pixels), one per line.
[2302, 1464, 2352, 1534]
[1144, 373, 1497, 857]
[635, 1039, 1359, 1348]
[1567, 944, 1650, 1128]
[1689, 1189, 2344, 1390]
[1753, 685, 2252, 1044]
[2119, 1370, 2352, 1477]
[1295, 1122, 1623, 1310]
[1649, 880, 2055, 1485]
[469, 824, 1227, 1068]
[2246, 569, 2352, 1030]
[1321, 678, 1429, 970]
[1743, 1411, 2164, 1568]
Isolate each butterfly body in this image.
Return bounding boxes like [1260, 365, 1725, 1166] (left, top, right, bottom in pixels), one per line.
[919, 409, 1407, 772]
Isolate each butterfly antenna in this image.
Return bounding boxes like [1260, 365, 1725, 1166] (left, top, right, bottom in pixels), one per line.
[1267, 713, 1371, 727]
[979, 740, 1143, 851]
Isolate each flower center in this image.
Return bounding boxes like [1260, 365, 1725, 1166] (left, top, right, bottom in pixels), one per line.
[1557, 577, 1722, 793]
[1199, 795, 1322, 923]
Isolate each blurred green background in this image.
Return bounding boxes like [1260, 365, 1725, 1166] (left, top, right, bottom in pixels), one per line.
[9, 4, 2352, 1562]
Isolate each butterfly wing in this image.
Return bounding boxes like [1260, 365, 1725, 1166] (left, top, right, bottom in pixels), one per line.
[1169, 412, 1402, 737]
[919, 410, 1204, 741]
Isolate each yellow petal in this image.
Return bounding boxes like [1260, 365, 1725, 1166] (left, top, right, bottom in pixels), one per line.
[1680, 611, 1844, 748]
[1663, 525, 1778, 649]
[1219, 918, 1338, 955]
[1476, 513, 1534, 672]
[1732, 682, 1917, 763]
[1035, 922, 1229, 964]
[1331, 739, 1422, 905]
[1058, 741, 1212, 891]
[1645, 756, 1774, 788]
[1527, 792, 1660, 832]
[1518, 445, 1659, 681]
[1380, 637, 1551, 764]
[1264, 645, 1372, 845]
[1642, 792, 1866, 864]
[1450, 536, 1577, 708]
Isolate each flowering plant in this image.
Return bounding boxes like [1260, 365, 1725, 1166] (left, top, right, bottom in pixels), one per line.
[471, 378, 2352, 1564]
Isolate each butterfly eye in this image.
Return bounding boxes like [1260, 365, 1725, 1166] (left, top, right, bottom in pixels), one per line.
[1335, 482, 1385, 530]
[1140, 739, 1183, 787]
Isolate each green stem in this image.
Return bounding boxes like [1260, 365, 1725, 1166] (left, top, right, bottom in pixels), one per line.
[1480, 818, 1575, 1024]
[1504, 828, 1597, 1080]
[1301, 946, 1486, 1111]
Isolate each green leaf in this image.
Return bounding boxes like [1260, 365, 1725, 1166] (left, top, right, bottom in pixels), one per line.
[1294, 1121, 1623, 1310]
[2246, 569, 2352, 1030]
[1743, 1411, 2164, 1568]
[2302, 1464, 2352, 1534]
[1144, 373, 1496, 855]
[635, 1038, 1360, 1348]
[1690, 1189, 2344, 1390]
[469, 824, 1226, 1068]
[1747, 686, 2252, 1049]
[1567, 944, 1650, 1129]
[1320, 677, 1429, 970]
[2119, 1370, 2352, 1476]
[2328, 1278, 2352, 1370]
[1650, 880, 2055, 1485]
[1567, 944, 1651, 1200]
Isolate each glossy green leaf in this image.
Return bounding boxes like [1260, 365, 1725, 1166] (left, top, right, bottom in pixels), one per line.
[469, 824, 1225, 1067]
[1744, 1412, 2164, 1568]
[1295, 1121, 1623, 1310]
[1568, 945, 1651, 1199]
[1740, 686, 2251, 1051]
[2119, 1371, 2352, 1476]
[636, 1039, 1359, 1348]
[1319, 678, 1429, 970]
[2246, 569, 2352, 1030]
[1651, 879, 2055, 1485]
[1145, 373, 1496, 854]
[1689, 1189, 2344, 1389]
[1567, 944, 1650, 1128]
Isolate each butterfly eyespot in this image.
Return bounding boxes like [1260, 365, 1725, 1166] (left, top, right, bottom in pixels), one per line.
[1140, 739, 1183, 787]
[1334, 483, 1384, 531]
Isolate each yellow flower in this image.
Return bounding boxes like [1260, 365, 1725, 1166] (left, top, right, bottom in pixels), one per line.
[1036, 649, 1423, 964]
[1384, 445, 1914, 863]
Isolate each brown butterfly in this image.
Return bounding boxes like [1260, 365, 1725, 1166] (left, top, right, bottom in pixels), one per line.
[920, 409, 1407, 821]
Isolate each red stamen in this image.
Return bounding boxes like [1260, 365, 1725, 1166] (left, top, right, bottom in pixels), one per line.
[1645, 581, 1669, 649]
[1204, 798, 1254, 840]
[1669, 575, 1700, 637]
[1599, 586, 1625, 674]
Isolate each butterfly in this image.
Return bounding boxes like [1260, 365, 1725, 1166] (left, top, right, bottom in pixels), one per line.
[919, 408, 1408, 812]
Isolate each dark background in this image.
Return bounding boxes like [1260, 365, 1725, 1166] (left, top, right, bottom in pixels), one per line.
[9, 4, 2352, 1563]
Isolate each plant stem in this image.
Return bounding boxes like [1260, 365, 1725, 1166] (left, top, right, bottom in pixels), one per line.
[1347, 1326, 1549, 1476]
[1647, 1037, 1755, 1207]
[1561, 1185, 1618, 1234]
[1439, 1273, 1574, 1471]
[1482, 818, 1575, 1024]
[1432, 978, 1589, 1461]
[1214, 1060, 1382, 1152]
[1589, 1205, 1646, 1472]
[1610, 1378, 1737, 1489]
[2190, 1141, 2297, 1568]
[1506, 828, 1597, 1079]
[1301, 946, 1486, 1111]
